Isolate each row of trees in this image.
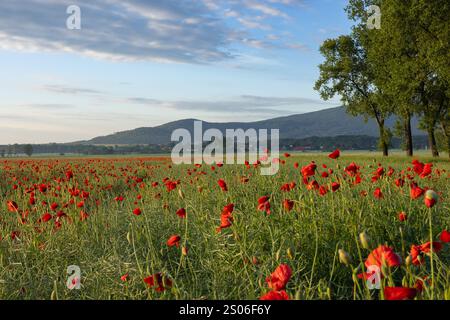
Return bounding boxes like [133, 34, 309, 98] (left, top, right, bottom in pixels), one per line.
[0, 144, 33, 157]
[315, 0, 449, 157]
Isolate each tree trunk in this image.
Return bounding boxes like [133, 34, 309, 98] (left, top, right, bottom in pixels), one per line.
[404, 114, 413, 157]
[427, 127, 439, 157]
[441, 122, 450, 159]
[378, 123, 389, 156]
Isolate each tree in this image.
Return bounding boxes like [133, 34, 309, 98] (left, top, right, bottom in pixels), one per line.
[347, 0, 449, 157]
[24, 144, 33, 157]
[314, 34, 392, 156]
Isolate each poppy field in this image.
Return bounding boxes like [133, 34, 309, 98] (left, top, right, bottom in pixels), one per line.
[0, 153, 449, 300]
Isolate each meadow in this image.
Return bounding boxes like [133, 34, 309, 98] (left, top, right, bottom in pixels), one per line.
[0, 152, 449, 300]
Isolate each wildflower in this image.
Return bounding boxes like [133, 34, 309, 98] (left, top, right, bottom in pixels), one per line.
[338, 249, 351, 265]
[266, 264, 292, 291]
[260, 290, 289, 300]
[384, 287, 417, 300]
[167, 235, 181, 247]
[328, 149, 340, 159]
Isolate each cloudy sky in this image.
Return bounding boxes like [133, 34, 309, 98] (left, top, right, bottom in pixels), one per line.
[0, 0, 350, 144]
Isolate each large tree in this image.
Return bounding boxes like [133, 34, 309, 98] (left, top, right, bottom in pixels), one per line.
[314, 34, 392, 156]
[347, 0, 449, 157]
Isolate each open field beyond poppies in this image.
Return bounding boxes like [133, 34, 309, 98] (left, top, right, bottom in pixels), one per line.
[0, 153, 449, 300]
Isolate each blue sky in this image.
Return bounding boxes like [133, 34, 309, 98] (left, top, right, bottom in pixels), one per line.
[0, 0, 351, 144]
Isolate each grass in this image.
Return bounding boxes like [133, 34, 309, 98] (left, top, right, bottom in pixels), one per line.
[0, 153, 449, 300]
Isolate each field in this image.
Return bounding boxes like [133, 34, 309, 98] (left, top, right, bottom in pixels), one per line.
[0, 153, 449, 300]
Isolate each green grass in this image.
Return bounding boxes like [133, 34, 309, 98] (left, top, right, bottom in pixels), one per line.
[0, 153, 449, 300]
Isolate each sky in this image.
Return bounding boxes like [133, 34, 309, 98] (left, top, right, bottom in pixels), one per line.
[0, 0, 352, 144]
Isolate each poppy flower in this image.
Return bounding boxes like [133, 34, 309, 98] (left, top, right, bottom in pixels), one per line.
[344, 162, 359, 176]
[167, 235, 181, 247]
[440, 230, 450, 243]
[266, 264, 292, 291]
[217, 204, 234, 232]
[121, 273, 129, 282]
[331, 182, 340, 192]
[410, 183, 425, 199]
[373, 188, 383, 199]
[7, 200, 19, 212]
[217, 179, 228, 192]
[420, 163, 433, 178]
[176, 208, 186, 218]
[328, 149, 340, 159]
[365, 245, 401, 269]
[420, 241, 442, 254]
[384, 287, 417, 300]
[133, 208, 142, 216]
[257, 196, 271, 215]
[40, 213, 53, 223]
[398, 212, 407, 222]
[319, 185, 328, 196]
[283, 199, 294, 212]
[409, 242, 442, 266]
[260, 290, 289, 300]
[144, 273, 172, 292]
[301, 162, 317, 179]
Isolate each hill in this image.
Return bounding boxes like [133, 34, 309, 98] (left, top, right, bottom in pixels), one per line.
[80, 107, 423, 145]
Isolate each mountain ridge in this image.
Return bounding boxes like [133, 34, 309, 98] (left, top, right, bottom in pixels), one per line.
[78, 107, 424, 145]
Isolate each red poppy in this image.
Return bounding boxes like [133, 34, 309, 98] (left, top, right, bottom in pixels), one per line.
[440, 230, 450, 243]
[144, 273, 172, 292]
[167, 235, 181, 247]
[420, 163, 433, 178]
[260, 290, 289, 300]
[266, 264, 292, 291]
[365, 245, 401, 269]
[409, 242, 442, 266]
[121, 273, 129, 282]
[373, 188, 383, 199]
[283, 199, 294, 212]
[410, 183, 424, 199]
[301, 162, 317, 179]
[257, 196, 271, 215]
[331, 182, 340, 192]
[40, 213, 53, 223]
[7, 200, 19, 212]
[328, 149, 340, 159]
[344, 162, 359, 176]
[398, 212, 407, 222]
[384, 287, 417, 300]
[319, 185, 328, 196]
[50, 202, 59, 211]
[217, 179, 228, 192]
[133, 208, 142, 216]
[420, 241, 442, 254]
[175, 208, 186, 218]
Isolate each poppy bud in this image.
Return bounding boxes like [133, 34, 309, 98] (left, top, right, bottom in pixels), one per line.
[126, 231, 131, 244]
[287, 248, 293, 260]
[182, 246, 188, 256]
[178, 189, 184, 199]
[359, 231, 370, 250]
[405, 255, 412, 266]
[339, 249, 351, 266]
[424, 190, 438, 208]
[276, 248, 281, 262]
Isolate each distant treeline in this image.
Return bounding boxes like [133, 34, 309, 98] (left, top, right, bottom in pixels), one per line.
[0, 135, 430, 157]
